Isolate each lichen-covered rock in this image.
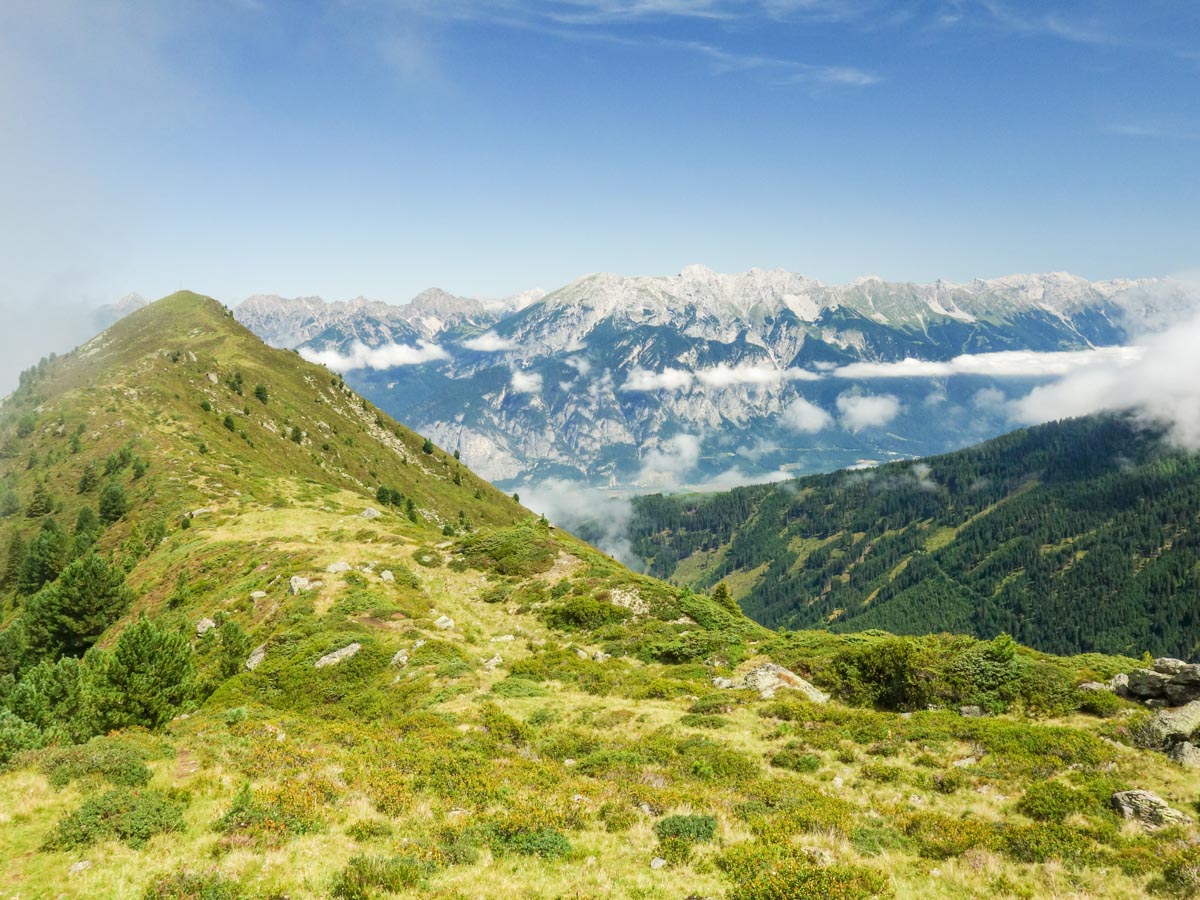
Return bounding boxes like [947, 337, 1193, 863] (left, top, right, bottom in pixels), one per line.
[483, 655, 503, 671]
[326, 561, 351, 574]
[1112, 790, 1192, 827]
[391, 649, 409, 667]
[360, 507, 382, 520]
[1109, 672, 1130, 697]
[1077, 681, 1109, 692]
[712, 676, 737, 689]
[246, 644, 267, 671]
[1153, 658, 1192, 676]
[380, 570, 395, 582]
[195, 617, 216, 636]
[1168, 741, 1200, 768]
[315, 643, 361, 668]
[740, 663, 829, 702]
[434, 615, 454, 630]
[1126, 668, 1174, 698]
[289, 575, 312, 595]
[1146, 700, 1200, 747]
[250, 590, 267, 600]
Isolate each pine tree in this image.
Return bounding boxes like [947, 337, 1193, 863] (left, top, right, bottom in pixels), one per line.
[17, 518, 69, 596]
[98, 480, 129, 523]
[25, 482, 53, 518]
[24, 553, 133, 658]
[78, 461, 99, 493]
[2, 530, 25, 590]
[86, 618, 194, 731]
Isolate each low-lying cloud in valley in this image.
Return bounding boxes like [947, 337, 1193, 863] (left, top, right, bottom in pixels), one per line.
[836, 392, 902, 432]
[461, 332, 517, 352]
[1010, 310, 1200, 449]
[300, 340, 448, 372]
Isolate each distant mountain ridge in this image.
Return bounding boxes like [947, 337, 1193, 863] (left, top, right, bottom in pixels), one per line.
[104, 269, 1195, 490]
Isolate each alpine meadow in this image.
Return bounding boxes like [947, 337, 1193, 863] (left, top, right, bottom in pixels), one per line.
[3, 2, 1200, 899]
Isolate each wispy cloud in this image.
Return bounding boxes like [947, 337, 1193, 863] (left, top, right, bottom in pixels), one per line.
[1105, 122, 1200, 142]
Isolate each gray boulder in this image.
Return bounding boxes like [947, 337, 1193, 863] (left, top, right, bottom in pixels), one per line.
[246, 644, 267, 671]
[1109, 672, 1130, 697]
[380, 570, 395, 583]
[195, 617, 216, 636]
[326, 561, 351, 574]
[315, 642, 361, 668]
[1168, 741, 1200, 768]
[1146, 700, 1200, 746]
[1112, 790, 1192, 827]
[1126, 668, 1173, 698]
[434, 615, 454, 630]
[289, 575, 312, 595]
[740, 663, 829, 703]
[1153, 658, 1192, 676]
[360, 507, 382, 520]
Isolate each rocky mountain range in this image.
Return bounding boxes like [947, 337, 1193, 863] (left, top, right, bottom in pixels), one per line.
[221, 268, 1196, 491]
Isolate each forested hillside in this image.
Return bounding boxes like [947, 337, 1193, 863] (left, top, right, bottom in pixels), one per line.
[630, 415, 1200, 658]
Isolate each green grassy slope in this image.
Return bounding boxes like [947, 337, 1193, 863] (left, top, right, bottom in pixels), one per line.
[0, 295, 1196, 899]
[630, 415, 1200, 659]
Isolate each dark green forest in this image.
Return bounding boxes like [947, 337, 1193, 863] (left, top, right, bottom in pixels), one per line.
[629, 415, 1200, 659]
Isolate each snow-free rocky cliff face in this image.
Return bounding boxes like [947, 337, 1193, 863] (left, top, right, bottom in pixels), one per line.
[229, 267, 1194, 491]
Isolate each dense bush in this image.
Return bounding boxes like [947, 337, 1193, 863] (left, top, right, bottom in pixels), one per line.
[44, 787, 187, 850]
[726, 860, 893, 900]
[38, 737, 151, 788]
[456, 520, 556, 576]
[654, 814, 717, 844]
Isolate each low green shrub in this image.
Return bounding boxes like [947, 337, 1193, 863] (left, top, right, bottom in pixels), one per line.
[654, 814, 717, 844]
[346, 820, 394, 842]
[39, 738, 151, 788]
[726, 859, 893, 900]
[1016, 781, 1088, 823]
[770, 748, 821, 773]
[44, 787, 187, 850]
[142, 871, 247, 900]
[330, 855, 428, 899]
[1077, 688, 1123, 718]
[680, 713, 729, 729]
[900, 812, 997, 859]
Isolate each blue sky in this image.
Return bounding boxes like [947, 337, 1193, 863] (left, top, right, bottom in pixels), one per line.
[1, 0, 1197, 321]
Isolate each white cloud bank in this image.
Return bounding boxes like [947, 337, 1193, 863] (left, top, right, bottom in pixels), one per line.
[461, 332, 517, 352]
[833, 346, 1141, 380]
[639, 434, 702, 485]
[1010, 312, 1200, 448]
[510, 369, 543, 393]
[621, 362, 819, 392]
[836, 392, 901, 432]
[520, 478, 638, 568]
[300, 340, 449, 372]
[780, 396, 833, 432]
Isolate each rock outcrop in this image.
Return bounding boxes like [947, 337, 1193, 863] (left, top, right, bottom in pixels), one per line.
[315, 643, 361, 668]
[1111, 790, 1192, 827]
[715, 663, 829, 702]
